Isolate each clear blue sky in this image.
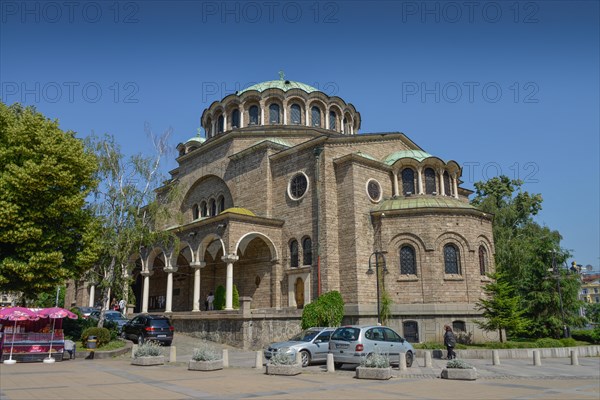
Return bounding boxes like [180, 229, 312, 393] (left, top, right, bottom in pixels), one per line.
[1, 1, 598, 271]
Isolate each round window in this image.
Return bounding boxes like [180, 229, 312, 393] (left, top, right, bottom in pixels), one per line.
[288, 172, 309, 200]
[367, 179, 382, 202]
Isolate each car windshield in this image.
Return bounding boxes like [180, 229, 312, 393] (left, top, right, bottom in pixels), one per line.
[106, 313, 125, 321]
[331, 327, 360, 341]
[289, 329, 320, 342]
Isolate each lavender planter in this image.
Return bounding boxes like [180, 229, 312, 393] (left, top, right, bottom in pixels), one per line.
[265, 364, 302, 376]
[131, 355, 165, 366]
[441, 368, 477, 380]
[188, 359, 223, 371]
[356, 366, 392, 380]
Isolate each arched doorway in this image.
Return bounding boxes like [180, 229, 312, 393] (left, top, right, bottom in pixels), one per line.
[403, 321, 419, 343]
[294, 277, 304, 309]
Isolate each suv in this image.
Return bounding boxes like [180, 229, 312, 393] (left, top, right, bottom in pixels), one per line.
[122, 314, 174, 346]
[88, 310, 128, 332]
[264, 327, 335, 367]
[328, 325, 415, 368]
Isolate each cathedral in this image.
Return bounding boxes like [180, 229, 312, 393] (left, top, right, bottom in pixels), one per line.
[68, 76, 496, 347]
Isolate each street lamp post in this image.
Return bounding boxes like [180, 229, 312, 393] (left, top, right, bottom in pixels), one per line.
[550, 250, 570, 338]
[368, 251, 388, 325]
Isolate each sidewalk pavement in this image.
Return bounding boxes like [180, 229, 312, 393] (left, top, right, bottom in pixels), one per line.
[1, 348, 598, 400]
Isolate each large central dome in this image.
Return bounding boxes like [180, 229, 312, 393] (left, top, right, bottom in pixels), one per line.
[239, 79, 319, 94]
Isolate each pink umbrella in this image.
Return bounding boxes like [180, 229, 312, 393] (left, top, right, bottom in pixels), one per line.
[36, 307, 78, 363]
[0, 307, 39, 365]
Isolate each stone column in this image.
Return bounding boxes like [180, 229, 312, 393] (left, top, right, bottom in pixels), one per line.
[223, 113, 228, 132]
[221, 254, 239, 310]
[191, 261, 206, 312]
[439, 168, 446, 196]
[417, 167, 424, 194]
[141, 271, 152, 313]
[305, 107, 309, 126]
[392, 171, 399, 197]
[452, 174, 459, 198]
[270, 259, 282, 309]
[240, 107, 244, 128]
[88, 284, 95, 308]
[283, 104, 287, 125]
[164, 266, 178, 313]
[325, 107, 330, 129]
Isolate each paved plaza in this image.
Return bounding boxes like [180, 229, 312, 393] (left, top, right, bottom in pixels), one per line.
[0, 334, 598, 400]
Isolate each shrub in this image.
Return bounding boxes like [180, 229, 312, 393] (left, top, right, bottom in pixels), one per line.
[571, 328, 600, 344]
[446, 359, 474, 369]
[214, 285, 226, 310]
[134, 341, 163, 358]
[232, 284, 240, 309]
[192, 342, 221, 361]
[535, 338, 563, 348]
[456, 331, 473, 345]
[269, 351, 296, 365]
[414, 342, 444, 350]
[360, 352, 390, 368]
[559, 337, 577, 347]
[63, 310, 96, 340]
[81, 327, 111, 348]
[301, 290, 344, 329]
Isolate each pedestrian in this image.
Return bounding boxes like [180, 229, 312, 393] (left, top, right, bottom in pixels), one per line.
[207, 291, 215, 311]
[118, 298, 126, 314]
[111, 298, 119, 311]
[444, 325, 457, 360]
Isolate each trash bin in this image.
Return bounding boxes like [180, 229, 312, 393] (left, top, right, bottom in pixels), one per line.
[87, 336, 97, 350]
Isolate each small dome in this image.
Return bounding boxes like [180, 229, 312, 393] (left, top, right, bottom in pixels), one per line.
[219, 207, 256, 217]
[239, 80, 319, 95]
[185, 136, 206, 144]
[383, 150, 433, 165]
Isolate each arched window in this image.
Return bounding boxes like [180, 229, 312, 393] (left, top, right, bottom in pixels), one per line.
[217, 195, 225, 213]
[329, 110, 336, 130]
[206, 118, 212, 138]
[479, 246, 488, 275]
[302, 237, 312, 266]
[401, 168, 416, 195]
[269, 103, 280, 124]
[342, 117, 347, 133]
[290, 240, 299, 268]
[443, 171, 451, 196]
[400, 245, 417, 275]
[217, 115, 224, 133]
[424, 168, 436, 194]
[311, 106, 321, 127]
[290, 103, 301, 124]
[200, 201, 208, 217]
[209, 199, 216, 216]
[231, 109, 240, 128]
[192, 204, 199, 220]
[249, 105, 259, 125]
[444, 244, 461, 274]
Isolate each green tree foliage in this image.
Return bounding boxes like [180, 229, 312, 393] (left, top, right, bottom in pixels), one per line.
[471, 176, 584, 338]
[379, 289, 393, 326]
[214, 285, 226, 310]
[0, 103, 97, 299]
[232, 284, 240, 309]
[475, 273, 529, 342]
[84, 129, 177, 327]
[301, 290, 344, 329]
[585, 303, 600, 324]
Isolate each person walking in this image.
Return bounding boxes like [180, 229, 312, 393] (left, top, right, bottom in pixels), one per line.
[207, 292, 215, 311]
[118, 298, 126, 314]
[444, 325, 457, 360]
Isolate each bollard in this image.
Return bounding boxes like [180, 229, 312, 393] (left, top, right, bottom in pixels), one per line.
[295, 351, 302, 366]
[86, 336, 97, 360]
[327, 353, 335, 373]
[398, 352, 407, 371]
[492, 350, 500, 366]
[425, 351, 432, 368]
[570, 349, 579, 366]
[255, 351, 263, 368]
[533, 350, 541, 366]
[131, 344, 138, 358]
[222, 349, 229, 368]
[169, 346, 176, 363]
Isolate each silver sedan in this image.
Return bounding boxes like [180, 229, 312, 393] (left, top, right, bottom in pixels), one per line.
[264, 327, 335, 367]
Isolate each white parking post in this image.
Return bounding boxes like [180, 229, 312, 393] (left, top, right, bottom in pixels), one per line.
[492, 350, 500, 365]
[533, 350, 541, 366]
[327, 353, 335, 372]
[425, 351, 432, 368]
[570, 349, 579, 366]
[169, 346, 176, 363]
[222, 349, 229, 368]
[399, 352, 407, 371]
[255, 351, 263, 368]
[295, 351, 302, 366]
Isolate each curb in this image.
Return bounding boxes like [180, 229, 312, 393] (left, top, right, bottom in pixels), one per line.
[74, 340, 132, 359]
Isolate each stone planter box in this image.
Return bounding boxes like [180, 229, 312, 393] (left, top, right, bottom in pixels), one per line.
[265, 364, 301, 376]
[188, 359, 223, 371]
[356, 366, 392, 380]
[131, 355, 165, 366]
[441, 368, 477, 380]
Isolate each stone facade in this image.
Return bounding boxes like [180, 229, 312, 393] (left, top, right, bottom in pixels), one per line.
[68, 77, 496, 346]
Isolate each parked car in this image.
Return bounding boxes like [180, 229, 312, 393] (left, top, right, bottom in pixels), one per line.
[121, 314, 174, 346]
[88, 310, 128, 332]
[264, 327, 335, 367]
[73, 306, 97, 319]
[328, 325, 415, 369]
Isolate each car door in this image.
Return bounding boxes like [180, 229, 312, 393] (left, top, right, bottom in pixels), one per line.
[383, 327, 404, 363]
[311, 330, 333, 362]
[126, 315, 145, 340]
[365, 327, 388, 355]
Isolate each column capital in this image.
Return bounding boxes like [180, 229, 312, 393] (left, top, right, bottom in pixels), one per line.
[141, 270, 154, 277]
[164, 266, 178, 273]
[221, 254, 239, 263]
[191, 261, 206, 269]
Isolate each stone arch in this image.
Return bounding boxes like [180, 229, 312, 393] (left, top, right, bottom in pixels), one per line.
[198, 233, 226, 262]
[181, 175, 233, 223]
[235, 232, 278, 261]
[388, 232, 428, 277]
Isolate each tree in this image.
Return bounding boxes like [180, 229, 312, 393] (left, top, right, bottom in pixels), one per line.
[301, 291, 344, 329]
[0, 102, 97, 299]
[84, 127, 176, 327]
[471, 176, 584, 338]
[585, 303, 600, 325]
[475, 273, 529, 342]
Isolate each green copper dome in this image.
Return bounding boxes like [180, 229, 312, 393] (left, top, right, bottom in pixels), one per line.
[239, 79, 318, 94]
[384, 150, 433, 165]
[185, 136, 206, 144]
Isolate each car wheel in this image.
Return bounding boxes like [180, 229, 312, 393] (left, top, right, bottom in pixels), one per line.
[137, 334, 144, 345]
[405, 351, 414, 368]
[334, 362, 343, 369]
[299, 350, 310, 367]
